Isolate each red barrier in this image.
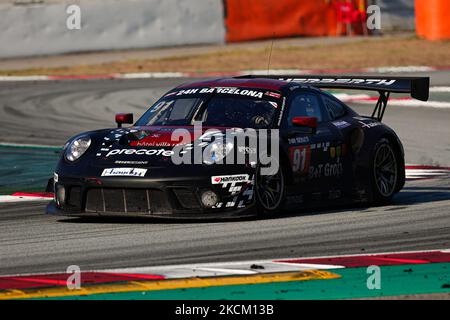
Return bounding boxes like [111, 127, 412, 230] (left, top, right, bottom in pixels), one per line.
[276, 251, 450, 268]
[416, 0, 450, 40]
[0, 272, 165, 290]
[224, 0, 366, 42]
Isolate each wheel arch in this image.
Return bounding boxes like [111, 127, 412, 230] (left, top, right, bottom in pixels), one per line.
[351, 125, 406, 200]
[378, 132, 406, 193]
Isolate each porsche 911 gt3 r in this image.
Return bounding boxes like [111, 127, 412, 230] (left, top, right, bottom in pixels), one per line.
[46, 75, 429, 218]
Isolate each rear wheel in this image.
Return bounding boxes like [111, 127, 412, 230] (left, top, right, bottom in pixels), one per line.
[371, 138, 399, 204]
[255, 162, 285, 217]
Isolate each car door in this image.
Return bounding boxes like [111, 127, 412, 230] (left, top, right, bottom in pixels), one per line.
[319, 92, 356, 196]
[283, 89, 336, 195]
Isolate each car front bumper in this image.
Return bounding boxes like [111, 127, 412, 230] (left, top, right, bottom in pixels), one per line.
[47, 172, 257, 219]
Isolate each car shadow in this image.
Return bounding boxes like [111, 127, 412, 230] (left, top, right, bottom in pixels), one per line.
[280, 185, 450, 219]
[56, 185, 450, 224]
[392, 185, 450, 205]
[57, 214, 259, 225]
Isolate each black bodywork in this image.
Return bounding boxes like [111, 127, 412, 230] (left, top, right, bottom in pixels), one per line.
[46, 76, 429, 218]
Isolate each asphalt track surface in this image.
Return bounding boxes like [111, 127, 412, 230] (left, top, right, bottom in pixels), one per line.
[0, 72, 449, 276]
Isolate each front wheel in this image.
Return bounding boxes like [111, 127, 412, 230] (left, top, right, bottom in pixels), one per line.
[255, 162, 286, 217]
[371, 138, 399, 204]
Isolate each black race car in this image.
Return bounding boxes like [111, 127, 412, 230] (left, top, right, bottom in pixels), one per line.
[46, 75, 429, 219]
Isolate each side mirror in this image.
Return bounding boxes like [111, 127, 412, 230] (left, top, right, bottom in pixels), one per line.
[291, 116, 317, 133]
[115, 113, 133, 128]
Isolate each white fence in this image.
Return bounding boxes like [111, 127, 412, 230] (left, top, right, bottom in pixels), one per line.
[0, 0, 226, 58]
[374, 0, 415, 31]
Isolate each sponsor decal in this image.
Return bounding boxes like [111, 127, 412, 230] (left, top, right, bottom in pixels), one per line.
[105, 148, 174, 157]
[175, 88, 202, 95]
[336, 146, 342, 158]
[279, 78, 396, 86]
[264, 91, 282, 99]
[170, 87, 268, 99]
[309, 162, 343, 179]
[330, 145, 344, 159]
[268, 101, 278, 108]
[332, 120, 351, 129]
[289, 145, 311, 175]
[215, 87, 264, 98]
[356, 118, 382, 129]
[277, 97, 286, 126]
[101, 168, 147, 177]
[54, 172, 59, 183]
[226, 201, 236, 208]
[288, 136, 310, 145]
[134, 141, 174, 147]
[229, 186, 242, 194]
[211, 174, 250, 187]
[311, 141, 331, 152]
[330, 147, 336, 159]
[114, 160, 148, 165]
[212, 202, 223, 209]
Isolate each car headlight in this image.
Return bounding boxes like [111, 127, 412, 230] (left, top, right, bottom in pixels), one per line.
[65, 136, 91, 162]
[203, 139, 234, 165]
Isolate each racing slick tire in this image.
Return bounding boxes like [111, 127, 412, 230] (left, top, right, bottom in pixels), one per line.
[255, 161, 286, 217]
[370, 138, 400, 205]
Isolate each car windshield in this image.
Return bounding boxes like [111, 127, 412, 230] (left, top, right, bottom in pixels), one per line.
[136, 93, 279, 128]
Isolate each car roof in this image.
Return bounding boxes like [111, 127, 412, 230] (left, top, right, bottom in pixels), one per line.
[175, 78, 289, 91]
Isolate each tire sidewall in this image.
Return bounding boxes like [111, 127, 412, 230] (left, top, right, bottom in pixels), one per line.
[370, 138, 399, 204]
[255, 161, 286, 217]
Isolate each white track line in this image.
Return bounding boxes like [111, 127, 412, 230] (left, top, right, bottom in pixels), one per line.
[0, 195, 52, 203]
[194, 267, 258, 275]
[430, 87, 450, 93]
[118, 72, 186, 79]
[0, 75, 50, 81]
[406, 171, 449, 176]
[333, 93, 450, 109]
[375, 100, 450, 109]
[405, 168, 450, 180]
[0, 142, 60, 149]
[366, 66, 436, 73]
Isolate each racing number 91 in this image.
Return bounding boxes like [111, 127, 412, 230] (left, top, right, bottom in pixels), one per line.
[289, 145, 311, 175]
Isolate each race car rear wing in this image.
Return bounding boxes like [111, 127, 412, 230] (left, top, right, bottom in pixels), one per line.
[235, 75, 430, 121]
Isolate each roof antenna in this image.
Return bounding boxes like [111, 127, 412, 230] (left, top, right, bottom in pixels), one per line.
[267, 35, 275, 76]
